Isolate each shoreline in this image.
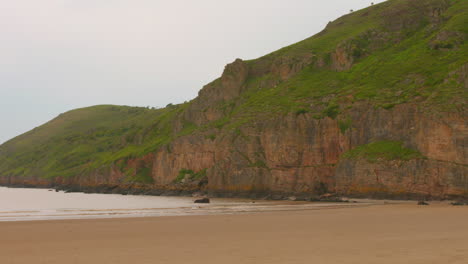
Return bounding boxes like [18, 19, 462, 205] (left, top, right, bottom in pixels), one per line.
[0, 183, 363, 203]
[1, 202, 375, 223]
[2, 183, 465, 202]
[0, 186, 382, 222]
[1, 203, 467, 264]
[2, 186, 466, 223]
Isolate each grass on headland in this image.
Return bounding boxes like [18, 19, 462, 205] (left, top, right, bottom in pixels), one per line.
[341, 140, 425, 162]
[0, 0, 465, 180]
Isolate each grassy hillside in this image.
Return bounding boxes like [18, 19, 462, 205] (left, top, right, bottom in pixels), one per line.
[231, 0, 466, 117]
[0, 105, 183, 178]
[0, 0, 466, 181]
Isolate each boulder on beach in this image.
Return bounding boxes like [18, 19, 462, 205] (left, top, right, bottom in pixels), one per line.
[194, 198, 210, 204]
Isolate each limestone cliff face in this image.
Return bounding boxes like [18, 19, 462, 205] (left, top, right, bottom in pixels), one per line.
[1, 0, 466, 200]
[184, 59, 250, 126]
[3, 102, 465, 199]
[2, 61, 466, 200]
[2, 57, 466, 200]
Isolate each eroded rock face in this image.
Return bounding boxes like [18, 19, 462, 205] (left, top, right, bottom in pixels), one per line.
[3, 103, 465, 199]
[1, 1, 465, 200]
[331, 45, 354, 71]
[183, 59, 249, 126]
[382, 0, 450, 32]
[430, 31, 466, 50]
[196, 59, 249, 105]
[174, 102, 466, 199]
[335, 159, 467, 199]
[271, 54, 315, 80]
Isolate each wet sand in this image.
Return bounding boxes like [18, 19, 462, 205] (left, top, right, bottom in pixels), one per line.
[1, 203, 467, 264]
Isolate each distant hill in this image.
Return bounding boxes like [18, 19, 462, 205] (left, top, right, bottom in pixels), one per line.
[1, 0, 466, 199]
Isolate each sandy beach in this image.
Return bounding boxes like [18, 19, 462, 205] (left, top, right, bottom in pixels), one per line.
[1, 203, 467, 264]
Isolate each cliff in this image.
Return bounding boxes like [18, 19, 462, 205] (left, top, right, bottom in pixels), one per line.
[0, 0, 466, 199]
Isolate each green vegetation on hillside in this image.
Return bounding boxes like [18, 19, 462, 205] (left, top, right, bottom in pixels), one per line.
[0, 0, 466, 180]
[227, 0, 467, 121]
[341, 141, 425, 162]
[0, 104, 188, 178]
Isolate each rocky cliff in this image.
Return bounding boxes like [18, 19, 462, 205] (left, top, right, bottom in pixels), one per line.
[0, 0, 466, 199]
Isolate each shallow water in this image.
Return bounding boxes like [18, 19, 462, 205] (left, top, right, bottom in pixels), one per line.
[0, 187, 368, 221]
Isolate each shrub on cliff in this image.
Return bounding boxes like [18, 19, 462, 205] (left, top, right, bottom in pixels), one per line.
[342, 141, 424, 162]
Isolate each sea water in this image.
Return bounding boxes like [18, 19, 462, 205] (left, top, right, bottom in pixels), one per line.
[0, 187, 364, 221]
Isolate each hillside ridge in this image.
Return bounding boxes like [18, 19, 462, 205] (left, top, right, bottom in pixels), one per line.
[1, 0, 467, 200]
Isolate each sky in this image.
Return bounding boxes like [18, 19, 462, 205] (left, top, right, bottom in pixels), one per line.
[0, 0, 386, 144]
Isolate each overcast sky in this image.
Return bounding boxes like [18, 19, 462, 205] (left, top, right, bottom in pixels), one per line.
[0, 0, 385, 144]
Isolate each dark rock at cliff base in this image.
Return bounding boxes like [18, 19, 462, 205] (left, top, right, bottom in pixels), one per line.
[323, 198, 349, 203]
[194, 198, 210, 203]
[418, 201, 429, 205]
[451, 201, 468, 206]
[270, 194, 285, 201]
[146, 190, 163, 196]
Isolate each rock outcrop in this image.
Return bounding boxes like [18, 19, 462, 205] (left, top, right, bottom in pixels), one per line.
[2, 102, 465, 199]
[0, 0, 466, 200]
